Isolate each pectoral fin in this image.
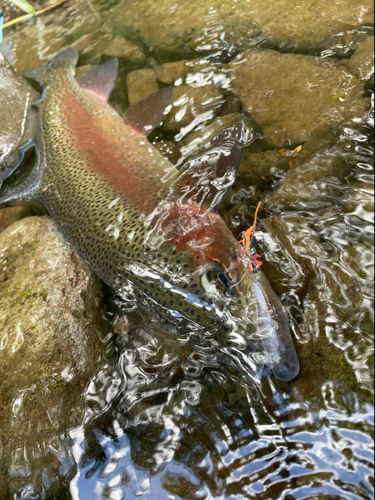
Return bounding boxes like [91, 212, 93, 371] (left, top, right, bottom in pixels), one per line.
[0, 158, 41, 205]
[168, 122, 245, 212]
[0, 141, 45, 206]
[124, 87, 174, 136]
[78, 59, 119, 102]
[0, 142, 35, 181]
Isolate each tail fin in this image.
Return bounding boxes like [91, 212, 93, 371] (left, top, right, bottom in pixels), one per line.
[24, 49, 79, 87]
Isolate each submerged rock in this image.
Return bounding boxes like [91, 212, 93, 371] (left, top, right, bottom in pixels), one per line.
[262, 146, 348, 211]
[260, 215, 326, 295]
[74, 33, 146, 67]
[163, 85, 225, 134]
[4, 24, 69, 75]
[0, 217, 111, 499]
[262, 120, 372, 212]
[248, 0, 373, 55]
[295, 247, 374, 397]
[236, 150, 290, 187]
[0, 52, 37, 180]
[0, 206, 30, 233]
[258, 215, 374, 400]
[349, 36, 375, 81]
[127, 68, 159, 105]
[2, 4, 101, 74]
[102, 35, 146, 64]
[155, 60, 189, 85]
[108, 0, 372, 57]
[231, 48, 368, 148]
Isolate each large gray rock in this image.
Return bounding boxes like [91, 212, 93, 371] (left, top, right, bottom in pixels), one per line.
[0, 217, 111, 499]
[107, 0, 373, 57]
[231, 48, 369, 148]
[0, 52, 37, 180]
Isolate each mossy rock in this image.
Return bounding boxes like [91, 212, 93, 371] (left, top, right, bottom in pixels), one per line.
[0, 216, 111, 499]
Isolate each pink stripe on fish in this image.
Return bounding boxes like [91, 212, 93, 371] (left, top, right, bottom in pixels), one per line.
[63, 93, 160, 215]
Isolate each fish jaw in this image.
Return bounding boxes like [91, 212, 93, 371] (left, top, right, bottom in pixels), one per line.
[149, 203, 260, 337]
[147, 203, 299, 381]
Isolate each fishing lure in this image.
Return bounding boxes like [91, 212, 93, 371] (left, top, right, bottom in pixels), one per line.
[240, 202, 300, 381]
[240, 201, 263, 273]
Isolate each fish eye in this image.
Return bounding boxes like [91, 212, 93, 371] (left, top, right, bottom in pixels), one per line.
[201, 266, 232, 298]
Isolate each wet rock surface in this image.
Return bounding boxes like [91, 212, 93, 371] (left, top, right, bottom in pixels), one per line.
[163, 84, 225, 134]
[0, 52, 37, 180]
[231, 48, 369, 148]
[0, 217, 111, 499]
[349, 35, 375, 80]
[126, 68, 159, 105]
[105, 0, 373, 56]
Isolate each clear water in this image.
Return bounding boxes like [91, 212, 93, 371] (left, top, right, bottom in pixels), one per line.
[0, 0, 373, 499]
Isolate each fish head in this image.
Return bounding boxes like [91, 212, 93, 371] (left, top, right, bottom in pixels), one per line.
[152, 204, 260, 351]
[149, 203, 299, 382]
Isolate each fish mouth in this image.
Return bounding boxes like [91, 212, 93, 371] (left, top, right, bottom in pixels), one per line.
[271, 357, 300, 382]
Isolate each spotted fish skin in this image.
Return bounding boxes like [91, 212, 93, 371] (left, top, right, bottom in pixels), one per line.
[24, 53, 250, 336]
[38, 68, 169, 284]
[2, 50, 299, 381]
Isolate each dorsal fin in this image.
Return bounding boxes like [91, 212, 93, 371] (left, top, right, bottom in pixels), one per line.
[124, 87, 174, 136]
[78, 59, 119, 102]
[167, 122, 246, 212]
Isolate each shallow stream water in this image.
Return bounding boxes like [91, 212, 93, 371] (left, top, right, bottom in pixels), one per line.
[0, 0, 374, 499]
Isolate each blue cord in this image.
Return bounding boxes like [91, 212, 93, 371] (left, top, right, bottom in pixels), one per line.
[0, 7, 4, 44]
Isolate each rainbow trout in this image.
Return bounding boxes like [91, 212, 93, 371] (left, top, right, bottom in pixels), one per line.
[0, 50, 299, 381]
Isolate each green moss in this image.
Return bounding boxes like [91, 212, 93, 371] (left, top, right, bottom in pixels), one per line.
[1, 240, 38, 267]
[0, 240, 46, 306]
[15, 287, 47, 305]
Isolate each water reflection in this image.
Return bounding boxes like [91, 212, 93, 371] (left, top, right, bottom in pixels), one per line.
[67, 327, 374, 499]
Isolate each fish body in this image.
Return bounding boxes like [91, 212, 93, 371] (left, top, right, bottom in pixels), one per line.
[0, 50, 299, 381]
